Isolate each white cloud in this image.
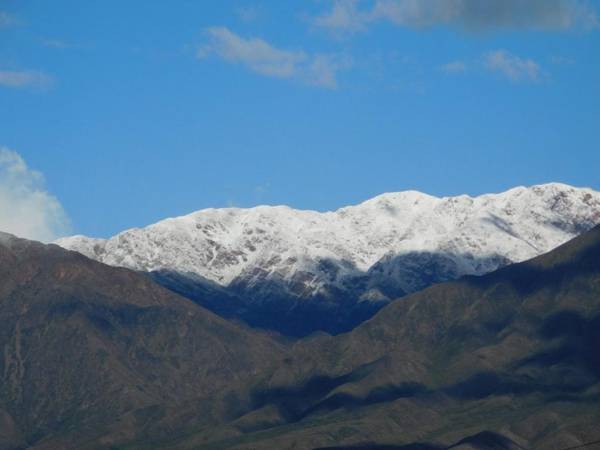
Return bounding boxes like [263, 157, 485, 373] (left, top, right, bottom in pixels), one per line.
[313, 0, 370, 33]
[440, 60, 467, 73]
[199, 27, 305, 78]
[198, 27, 350, 88]
[484, 50, 541, 82]
[0, 70, 53, 89]
[313, 0, 599, 33]
[306, 53, 351, 88]
[0, 148, 70, 242]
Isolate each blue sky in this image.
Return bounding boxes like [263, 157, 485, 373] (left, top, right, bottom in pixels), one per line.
[1, 0, 599, 239]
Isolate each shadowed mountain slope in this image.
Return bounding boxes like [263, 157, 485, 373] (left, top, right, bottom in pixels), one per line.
[3, 226, 600, 449]
[179, 225, 600, 450]
[0, 233, 287, 450]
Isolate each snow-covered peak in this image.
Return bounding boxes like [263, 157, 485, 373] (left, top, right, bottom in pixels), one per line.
[56, 183, 600, 297]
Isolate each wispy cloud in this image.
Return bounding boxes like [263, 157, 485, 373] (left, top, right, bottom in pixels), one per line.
[0, 70, 53, 89]
[198, 27, 304, 78]
[313, 0, 599, 33]
[550, 55, 575, 65]
[41, 38, 72, 49]
[198, 27, 350, 88]
[305, 53, 351, 88]
[235, 5, 263, 23]
[0, 11, 17, 28]
[313, 0, 369, 33]
[0, 148, 70, 242]
[484, 50, 541, 82]
[440, 60, 467, 73]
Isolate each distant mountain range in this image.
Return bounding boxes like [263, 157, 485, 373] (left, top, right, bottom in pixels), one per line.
[56, 183, 600, 336]
[2, 220, 600, 448]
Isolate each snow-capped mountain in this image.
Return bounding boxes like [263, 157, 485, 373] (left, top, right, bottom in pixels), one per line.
[56, 183, 600, 336]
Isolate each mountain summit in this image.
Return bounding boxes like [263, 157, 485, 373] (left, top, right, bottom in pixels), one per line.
[56, 183, 600, 336]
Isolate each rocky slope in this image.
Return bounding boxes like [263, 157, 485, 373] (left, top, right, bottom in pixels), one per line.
[4, 225, 600, 449]
[180, 224, 600, 450]
[56, 183, 600, 336]
[0, 232, 286, 450]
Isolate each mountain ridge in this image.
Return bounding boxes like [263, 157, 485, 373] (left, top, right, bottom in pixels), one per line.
[56, 183, 600, 336]
[3, 226, 600, 448]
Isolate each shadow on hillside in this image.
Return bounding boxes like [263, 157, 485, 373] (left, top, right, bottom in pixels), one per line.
[518, 310, 600, 378]
[300, 382, 428, 419]
[250, 310, 600, 429]
[250, 362, 375, 422]
[251, 367, 592, 428]
[151, 250, 513, 337]
[314, 444, 442, 450]
[463, 234, 600, 297]
[313, 430, 522, 450]
[151, 266, 389, 337]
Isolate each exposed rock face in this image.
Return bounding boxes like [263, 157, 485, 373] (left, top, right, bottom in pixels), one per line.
[56, 183, 600, 336]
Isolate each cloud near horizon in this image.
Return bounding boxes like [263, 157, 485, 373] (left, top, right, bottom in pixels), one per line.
[0, 148, 70, 242]
[198, 27, 350, 88]
[314, 0, 600, 33]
